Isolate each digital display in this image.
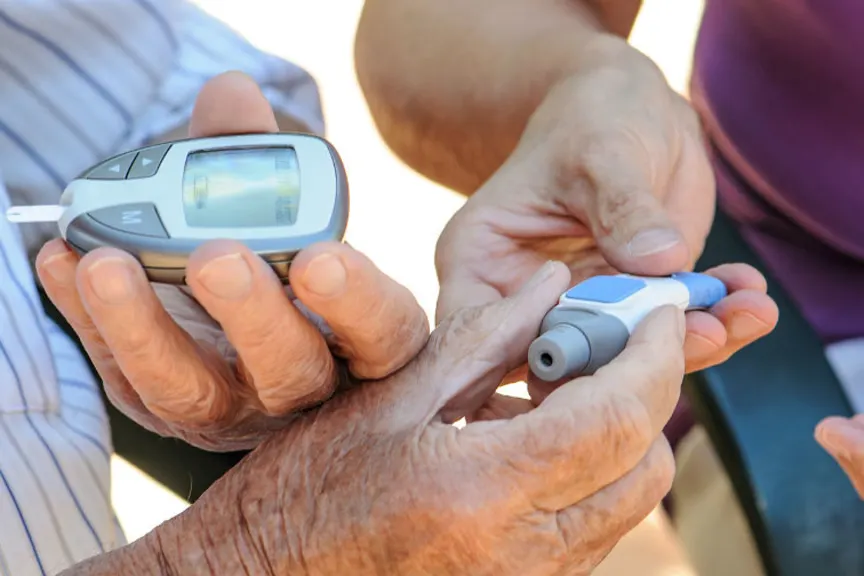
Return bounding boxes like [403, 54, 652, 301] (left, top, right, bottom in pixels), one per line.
[182, 147, 300, 228]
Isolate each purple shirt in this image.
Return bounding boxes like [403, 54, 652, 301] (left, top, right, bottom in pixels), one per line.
[692, 0, 864, 343]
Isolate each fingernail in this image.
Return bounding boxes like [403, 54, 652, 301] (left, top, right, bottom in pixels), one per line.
[521, 261, 561, 293]
[728, 312, 769, 341]
[628, 228, 682, 257]
[301, 253, 347, 297]
[197, 253, 252, 299]
[41, 251, 74, 283]
[87, 257, 135, 304]
[537, 260, 560, 282]
[684, 333, 718, 360]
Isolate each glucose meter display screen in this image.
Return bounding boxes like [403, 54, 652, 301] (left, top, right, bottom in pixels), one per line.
[182, 147, 300, 228]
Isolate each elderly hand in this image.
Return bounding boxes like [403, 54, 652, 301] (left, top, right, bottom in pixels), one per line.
[36, 72, 429, 451]
[69, 262, 687, 575]
[816, 415, 864, 499]
[435, 52, 778, 377]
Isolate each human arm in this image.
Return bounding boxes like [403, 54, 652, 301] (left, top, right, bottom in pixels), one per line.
[2, 2, 421, 451]
[61, 263, 687, 576]
[37, 72, 429, 451]
[354, 0, 645, 194]
[357, 0, 778, 373]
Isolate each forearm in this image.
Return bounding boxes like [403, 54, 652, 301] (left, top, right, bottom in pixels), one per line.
[355, 0, 650, 194]
[58, 534, 170, 576]
[60, 497, 268, 575]
[60, 505, 269, 575]
[60, 438, 308, 575]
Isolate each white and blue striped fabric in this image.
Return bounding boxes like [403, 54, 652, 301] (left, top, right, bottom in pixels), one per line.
[0, 1, 322, 574]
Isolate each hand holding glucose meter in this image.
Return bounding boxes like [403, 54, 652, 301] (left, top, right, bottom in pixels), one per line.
[528, 272, 727, 382]
[6, 133, 348, 283]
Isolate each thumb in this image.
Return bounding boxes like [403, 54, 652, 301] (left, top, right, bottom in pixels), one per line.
[380, 261, 571, 432]
[189, 71, 279, 137]
[584, 171, 691, 275]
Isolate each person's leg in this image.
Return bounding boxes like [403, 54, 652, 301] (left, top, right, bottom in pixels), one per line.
[38, 288, 247, 503]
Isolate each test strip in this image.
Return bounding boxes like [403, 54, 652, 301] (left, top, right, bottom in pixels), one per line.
[6, 205, 65, 223]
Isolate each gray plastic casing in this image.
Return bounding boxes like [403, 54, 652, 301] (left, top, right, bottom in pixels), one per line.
[527, 307, 630, 382]
[61, 133, 349, 284]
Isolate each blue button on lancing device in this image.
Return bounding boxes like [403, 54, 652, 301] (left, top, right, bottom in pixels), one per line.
[564, 275, 647, 304]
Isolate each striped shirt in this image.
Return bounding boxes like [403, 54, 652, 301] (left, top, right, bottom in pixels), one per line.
[0, 1, 322, 574]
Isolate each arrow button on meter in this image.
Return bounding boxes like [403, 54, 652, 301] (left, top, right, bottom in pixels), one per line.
[85, 151, 137, 180]
[128, 143, 171, 179]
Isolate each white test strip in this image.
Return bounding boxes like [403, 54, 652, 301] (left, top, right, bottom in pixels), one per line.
[6, 205, 65, 223]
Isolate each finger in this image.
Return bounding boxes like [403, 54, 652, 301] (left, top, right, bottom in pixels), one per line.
[682, 311, 727, 369]
[484, 305, 685, 507]
[555, 438, 675, 571]
[710, 290, 779, 344]
[468, 393, 535, 423]
[434, 208, 508, 324]
[816, 417, 864, 499]
[574, 135, 690, 275]
[681, 263, 775, 370]
[704, 263, 768, 293]
[685, 290, 778, 372]
[289, 242, 430, 379]
[189, 71, 279, 137]
[75, 247, 236, 426]
[661, 120, 717, 267]
[378, 261, 571, 432]
[185, 240, 337, 415]
[36, 240, 154, 422]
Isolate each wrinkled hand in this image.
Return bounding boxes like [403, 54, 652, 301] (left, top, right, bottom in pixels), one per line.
[123, 262, 687, 575]
[816, 416, 864, 500]
[435, 54, 778, 378]
[36, 72, 429, 451]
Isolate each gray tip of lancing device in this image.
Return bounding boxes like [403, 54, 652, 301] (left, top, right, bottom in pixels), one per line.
[527, 308, 630, 382]
[528, 324, 591, 382]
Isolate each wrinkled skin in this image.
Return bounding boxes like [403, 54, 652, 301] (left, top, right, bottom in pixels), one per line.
[37, 64, 778, 453]
[36, 72, 430, 452]
[435, 61, 779, 391]
[68, 262, 688, 575]
[817, 415, 864, 500]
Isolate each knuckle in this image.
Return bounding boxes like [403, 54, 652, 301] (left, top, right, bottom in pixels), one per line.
[148, 371, 230, 424]
[425, 300, 508, 363]
[108, 325, 159, 358]
[600, 392, 655, 455]
[246, 350, 337, 415]
[353, 297, 430, 379]
[231, 309, 286, 352]
[646, 439, 676, 496]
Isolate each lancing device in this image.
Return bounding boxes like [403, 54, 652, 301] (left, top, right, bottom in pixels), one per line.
[6, 133, 348, 284]
[528, 272, 727, 382]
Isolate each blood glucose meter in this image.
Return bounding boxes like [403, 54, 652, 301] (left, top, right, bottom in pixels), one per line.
[528, 272, 727, 382]
[6, 133, 349, 283]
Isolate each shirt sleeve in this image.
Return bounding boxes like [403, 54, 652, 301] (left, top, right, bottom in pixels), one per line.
[119, 1, 325, 150]
[0, 177, 119, 575]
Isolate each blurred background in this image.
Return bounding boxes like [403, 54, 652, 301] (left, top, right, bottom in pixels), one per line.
[110, 0, 706, 571]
